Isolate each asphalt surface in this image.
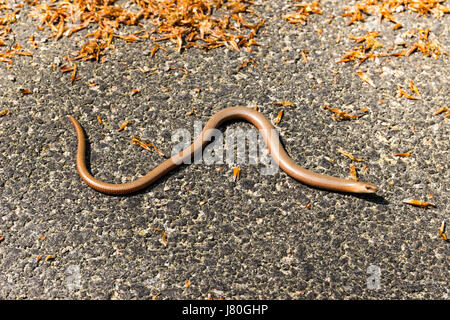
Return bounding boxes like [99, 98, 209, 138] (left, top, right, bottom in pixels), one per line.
[0, 0, 448, 299]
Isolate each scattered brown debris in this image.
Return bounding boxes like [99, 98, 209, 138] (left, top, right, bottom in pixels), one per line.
[398, 85, 420, 100]
[339, 32, 384, 63]
[59, 61, 80, 83]
[28, 0, 265, 58]
[337, 148, 363, 162]
[409, 80, 421, 98]
[29, 34, 38, 49]
[322, 104, 360, 121]
[131, 136, 153, 152]
[149, 142, 165, 157]
[185, 107, 198, 116]
[70, 62, 79, 83]
[131, 136, 165, 157]
[273, 110, 284, 124]
[342, 0, 449, 26]
[118, 120, 131, 132]
[152, 227, 168, 246]
[395, 152, 411, 157]
[300, 49, 309, 62]
[349, 165, 358, 181]
[391, 28, 445, 59]
[439, 220, 448, 241]
[44, 255, 55, 261]
[232, 167, 241, 181]
[20, 88, 31, 95]
[356, 71, 376, 87]
[341, 27, 446, 65]
[237, 58, 256, 71]
[273, 100, 295, 107]
[282, 0, 322, 25]
[0, 1, 21, 64]
[434, 106, 449, 117]
[402, 199, 436, 209]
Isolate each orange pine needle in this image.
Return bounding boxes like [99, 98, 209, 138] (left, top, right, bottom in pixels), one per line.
[273, 101, 295, 107]
[434, 106, 449, 117]
[398, 85, 420, 100]
[439, 221, 448, 241]
[337, 148, 362, 162]
[233, 167, 241, 181]
[409, 80, 421, 98]
[402, 199, 436, 209]
[274, 110, 284, 124]
[118, 121, 131, 132]
[349, 165, 358, 181]
[322, 105, 359, 121]
[150, 143, 165, 157]
[357, 71, 376, 88]
[395, 152, 411, 157]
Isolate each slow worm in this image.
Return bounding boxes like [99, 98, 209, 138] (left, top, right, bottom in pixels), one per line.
[68, 106, 378, 195]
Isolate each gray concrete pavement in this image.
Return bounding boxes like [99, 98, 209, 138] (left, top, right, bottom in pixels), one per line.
[0, 0, 448, 299]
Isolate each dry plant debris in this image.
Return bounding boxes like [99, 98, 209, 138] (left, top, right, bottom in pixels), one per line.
[237, 57, 256, 70]
[273, 110, 284, 124]
[342, 0, 449, 26]
[339, 28, 446, 65]
[402, 199, 436, 208]
[337, 148, 363, 162]
[322, 104, 360, 121]
[390, 27, 446, 59]
[273, 100, 295, 107]
[338, 31, 385, 63]
[349, 164, 358, 181]
[394, 151, 411, 157]
[152, 227, 168, 246]
[282, 0, 322, 25]
[3, 0, 265, 66]
[337, 0, 448, 65]
[398, 85, 420, 100]
[232, 167, 241, 181]
[1, 1, 33, 64]
[434, 106, 449, 117]
[356, 71, 376, 87]
[118, 120, 131, 131]
[26, 0, 264, 61]
[439, 220, 448, 241]
[131, 136, 165, 157]
[0, 0, 18, 47]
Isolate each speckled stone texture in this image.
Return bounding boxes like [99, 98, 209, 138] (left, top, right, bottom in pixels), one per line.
[0, 0, 448, 299]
